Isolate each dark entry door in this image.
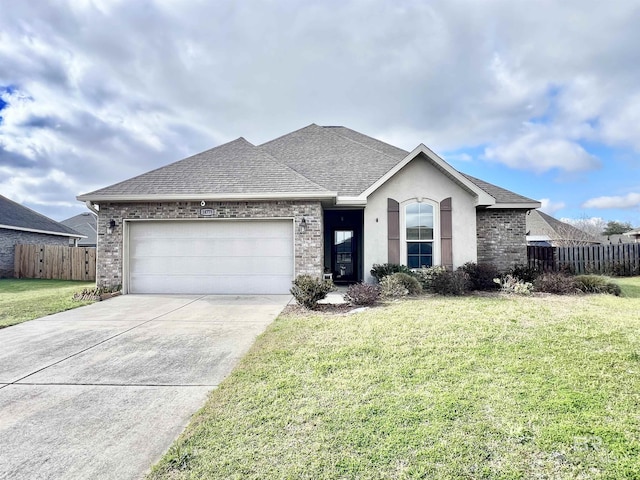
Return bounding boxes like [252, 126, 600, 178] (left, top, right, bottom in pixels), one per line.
[333, 230, 356, 282]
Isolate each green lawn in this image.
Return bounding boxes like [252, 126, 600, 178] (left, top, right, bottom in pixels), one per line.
[0, 279, 95, 328]
[149, 278, 640, 479]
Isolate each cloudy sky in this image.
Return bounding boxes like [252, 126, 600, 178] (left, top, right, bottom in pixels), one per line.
[1, 0, 639, 226]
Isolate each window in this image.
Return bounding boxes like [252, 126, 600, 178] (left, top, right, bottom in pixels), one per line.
[405, 202, 433, 268]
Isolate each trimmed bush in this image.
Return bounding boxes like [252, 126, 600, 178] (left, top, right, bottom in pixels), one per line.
[508, 264, 540, 283]
[534, 273, 578, 295]
[461, 262, 500, 291]
[431, 270, 470, 296]
[574, 275, 621, 296]
[393, 272, 422, 295]
[412, 266, 447, 292]
[290, 275, 336, 309]
[370, 263, 412, 282]
[380, 274, 409, 298]
[344, 283, 381, 306]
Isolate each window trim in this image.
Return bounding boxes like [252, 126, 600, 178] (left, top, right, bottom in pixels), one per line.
[400, 198, 440, 268]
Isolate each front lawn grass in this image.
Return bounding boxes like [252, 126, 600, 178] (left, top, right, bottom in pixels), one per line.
[150, 278, 640, 479]
[0, 279, 95, 328]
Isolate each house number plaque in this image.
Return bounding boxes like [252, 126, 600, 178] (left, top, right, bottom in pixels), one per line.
[200, 208, 215, 216]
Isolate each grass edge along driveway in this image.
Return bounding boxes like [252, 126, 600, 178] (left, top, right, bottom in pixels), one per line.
[0, 279, 95, 328]
[149, 277, 640, 480]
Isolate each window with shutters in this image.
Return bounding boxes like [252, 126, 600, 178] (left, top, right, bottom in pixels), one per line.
[405, 202, 434, 268]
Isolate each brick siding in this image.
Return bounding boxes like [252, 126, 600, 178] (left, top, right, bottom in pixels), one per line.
[476, 209, 528, 271]
[96, 200, 323, 290]
[0, 228, 70, 278]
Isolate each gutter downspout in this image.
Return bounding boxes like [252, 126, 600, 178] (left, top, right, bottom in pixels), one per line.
[85, 201, 99, 215]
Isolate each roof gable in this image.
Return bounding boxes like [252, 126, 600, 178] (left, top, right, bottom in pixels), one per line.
[0, 195, 83, 238]
[359, 144, 497, 206]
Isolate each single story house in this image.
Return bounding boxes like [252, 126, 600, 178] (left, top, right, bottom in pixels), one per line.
[60, 212, 98, 247]
[77, 124, 541, 294]
[0, 194, 85, 278]
[526, 210, 600, 246]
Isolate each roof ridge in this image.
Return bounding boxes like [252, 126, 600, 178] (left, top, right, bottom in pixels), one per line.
[258, 123, 319, 148]
[254, 140, 333, 193]
[320, 125, 404, 163]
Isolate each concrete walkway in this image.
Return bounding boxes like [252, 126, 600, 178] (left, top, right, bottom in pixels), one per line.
[0, 294, 290, 480]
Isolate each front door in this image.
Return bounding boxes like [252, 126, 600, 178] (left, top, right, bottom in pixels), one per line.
[333, 230, 356, 282]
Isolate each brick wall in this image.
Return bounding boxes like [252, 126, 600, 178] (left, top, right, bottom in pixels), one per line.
[96, 200, 323, 290]
[476, 209, 528, 271]
[0, 228, 70, 278]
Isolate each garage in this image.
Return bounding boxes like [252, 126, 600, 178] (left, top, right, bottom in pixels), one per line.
[126, 220, 294, 294]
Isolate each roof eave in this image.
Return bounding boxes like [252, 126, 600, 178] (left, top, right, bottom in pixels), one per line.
[77, 192, 338, 203]
[0, 224, 86, 238]
[335, 196, 367, 206]
[486, 202, 542, 209]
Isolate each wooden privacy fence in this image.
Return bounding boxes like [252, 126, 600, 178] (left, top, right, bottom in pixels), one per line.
[14, 245, 96, 281]
[528, 244, 640, 276]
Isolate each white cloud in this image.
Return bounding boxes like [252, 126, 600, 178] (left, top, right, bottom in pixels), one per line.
[483, 126, 600, 173]
[582, 193, 640, 209]
[0, 0, 639, 219]
[539, 198, 566, 215]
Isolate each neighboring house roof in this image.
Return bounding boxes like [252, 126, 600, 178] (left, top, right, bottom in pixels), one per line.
[60, 212, 97, 246]
[0, 194, 84, 238]
[623, 227, 640, 239]
[78, 124, 540, 209]
[526, 210, 600, 245]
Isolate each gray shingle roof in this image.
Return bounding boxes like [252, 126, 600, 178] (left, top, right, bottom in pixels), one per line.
[527, 210, 600, 243]
[0, 195, 83, 237]
[260, 124, 403, 197]
[78, 124, 538, 208]
[60, 212, 97, 246]
[78, 138, 332, 199]
[460, 174, 539, 205]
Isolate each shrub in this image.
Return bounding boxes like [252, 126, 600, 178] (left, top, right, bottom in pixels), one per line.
[508, 264, 541, 283]
[344, 283, 381, 306]
[461, 262, 500, 291]
[533, 273, 578, 295]
[431, 270, 470, 296]
[574, 275, 621, 296]
[370, 263, 412, 282]
[380, 274, 409, 298]
[290, 275, 336, 309]
[494, 275, 533, 295]
[412, 266, 447, 292]
[393, 272, 422, 295]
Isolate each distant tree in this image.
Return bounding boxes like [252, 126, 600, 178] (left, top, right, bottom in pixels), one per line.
[561, 216, 607, 239]
[553, 221, 601, 246]
[602, 221, 633, 236]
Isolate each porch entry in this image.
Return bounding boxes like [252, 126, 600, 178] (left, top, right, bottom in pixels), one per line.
[324, 209, 363, 283]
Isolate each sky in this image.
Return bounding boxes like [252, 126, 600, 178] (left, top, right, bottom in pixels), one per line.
[0, 0, 639, 227]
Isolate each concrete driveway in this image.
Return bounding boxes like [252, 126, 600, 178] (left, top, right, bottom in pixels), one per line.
[0, 294, 290, 480]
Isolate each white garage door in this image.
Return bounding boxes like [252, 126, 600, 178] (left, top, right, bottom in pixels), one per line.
[127, 220, 294, 294]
